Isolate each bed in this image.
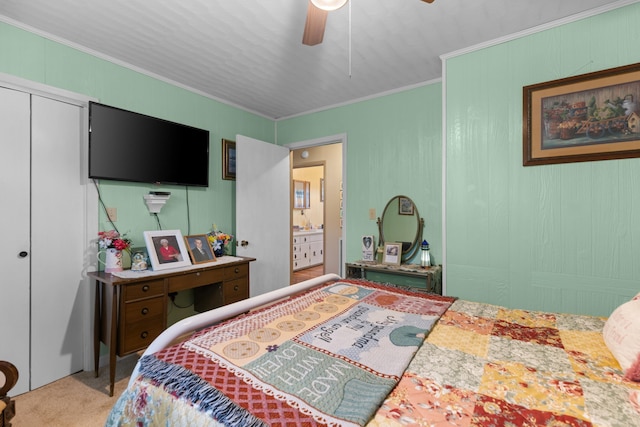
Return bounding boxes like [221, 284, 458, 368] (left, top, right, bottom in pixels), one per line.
[106, 274, 640, 426]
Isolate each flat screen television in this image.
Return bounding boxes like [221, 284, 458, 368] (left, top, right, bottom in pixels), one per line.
[88, 102, 210, 187]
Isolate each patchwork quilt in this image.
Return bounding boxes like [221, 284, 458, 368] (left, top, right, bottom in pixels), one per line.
[106, 279, 455, 427]
[368, 299, 640, 427]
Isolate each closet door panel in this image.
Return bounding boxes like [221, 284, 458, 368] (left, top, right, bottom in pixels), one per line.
[30, 95, 84, 388]
[0, 87, 31, 395]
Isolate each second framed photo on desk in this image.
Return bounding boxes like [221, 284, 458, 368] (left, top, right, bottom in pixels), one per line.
[185, 234, 216, 264]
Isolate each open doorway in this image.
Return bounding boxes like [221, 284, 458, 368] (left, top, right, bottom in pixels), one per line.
[290, 141, 343, 283]
[292, 165, 324, 283]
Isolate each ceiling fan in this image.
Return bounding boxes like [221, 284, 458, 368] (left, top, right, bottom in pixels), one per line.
[302, 0, 434, 46]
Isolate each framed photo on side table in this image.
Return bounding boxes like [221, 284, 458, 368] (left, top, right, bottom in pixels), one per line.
[144, 230, 192, 271]
[185, 234, 216, 264]
[382, 242, 402, 266]
[222, 138, 236, 180]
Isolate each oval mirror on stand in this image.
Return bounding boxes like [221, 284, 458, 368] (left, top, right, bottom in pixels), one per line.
[376, 195, 423, 263]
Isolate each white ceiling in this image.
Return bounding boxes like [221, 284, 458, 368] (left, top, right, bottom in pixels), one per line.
[0, 0, 631, 119]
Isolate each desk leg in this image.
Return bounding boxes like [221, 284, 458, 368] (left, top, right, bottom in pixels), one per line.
[109, 284, 118, 397]
[93, 280, 100, 377]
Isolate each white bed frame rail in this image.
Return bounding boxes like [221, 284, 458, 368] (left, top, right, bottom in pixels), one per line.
[128, 273, 341, 386]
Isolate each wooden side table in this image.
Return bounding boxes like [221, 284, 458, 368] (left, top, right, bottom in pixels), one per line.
[345, 261, 442, 294]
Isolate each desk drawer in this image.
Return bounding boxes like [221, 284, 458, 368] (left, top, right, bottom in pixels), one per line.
[123, 279, 164, 302]
[124, 297, 165, 324]
[120, 317, 164, 354]
[223, 264, 248, 281]
[223, 278, 249, 304]
[168, 269, 224, 292]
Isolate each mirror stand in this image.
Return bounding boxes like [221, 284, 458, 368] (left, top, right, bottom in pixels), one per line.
[376, 194, 424, 264]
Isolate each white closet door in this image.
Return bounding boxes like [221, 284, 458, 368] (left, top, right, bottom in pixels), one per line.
[30, 95, 84, 388]
[0, 87, 31, 395]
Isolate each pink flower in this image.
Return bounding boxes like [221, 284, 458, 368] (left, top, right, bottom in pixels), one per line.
[98, 230, 131, 251]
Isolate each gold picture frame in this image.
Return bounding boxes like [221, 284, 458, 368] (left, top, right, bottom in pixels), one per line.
[222, 138, 236, 180]
[382, 242, 402, 266]
[523, 62, 640, 166]
[184, 234, 216, 264]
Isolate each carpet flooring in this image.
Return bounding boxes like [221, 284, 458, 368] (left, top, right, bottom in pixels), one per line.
[11, 355, 139, 427]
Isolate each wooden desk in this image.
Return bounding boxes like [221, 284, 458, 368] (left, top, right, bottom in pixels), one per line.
[345, 261, 442, 294]
[89, 256, 255, 396]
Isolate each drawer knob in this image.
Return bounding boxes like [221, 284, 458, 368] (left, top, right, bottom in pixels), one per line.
[141, 307, 149, 315]
[234, 285, 239, 291]
[142, 285, 150, 292]
[140, 331, 148, 339]
[234, 267, 240, 274]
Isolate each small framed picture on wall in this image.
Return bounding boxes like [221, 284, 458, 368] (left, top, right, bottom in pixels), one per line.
[398, 196, 414, 215]
[222, 138, 236, 180]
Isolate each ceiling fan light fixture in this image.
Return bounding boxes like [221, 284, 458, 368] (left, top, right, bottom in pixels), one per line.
[310, 0, 348, 12]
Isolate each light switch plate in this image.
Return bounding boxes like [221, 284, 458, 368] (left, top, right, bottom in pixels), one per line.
[106, 207, 117, 221]
[369, 208, 376, 220]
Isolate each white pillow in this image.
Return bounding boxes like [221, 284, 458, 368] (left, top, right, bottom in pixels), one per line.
[603, 298, 640, 381]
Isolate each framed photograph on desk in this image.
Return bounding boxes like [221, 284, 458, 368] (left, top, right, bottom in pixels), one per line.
[185, 234, 216, 264]
[144, 229, 192, 270]
[382, 242, 402, 266]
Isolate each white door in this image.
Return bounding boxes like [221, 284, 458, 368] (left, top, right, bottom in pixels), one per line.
[0, 89, 85, 393]
[0, 87, 31, 395]
[30, 95, 84, 388]
[236, 135, 291, 296]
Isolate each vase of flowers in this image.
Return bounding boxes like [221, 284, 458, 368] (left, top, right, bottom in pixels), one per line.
[207, 226, 233, 257]
[97, 230, 131, 273]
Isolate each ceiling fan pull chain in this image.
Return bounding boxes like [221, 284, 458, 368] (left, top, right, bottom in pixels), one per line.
[348, 0, 352, 78]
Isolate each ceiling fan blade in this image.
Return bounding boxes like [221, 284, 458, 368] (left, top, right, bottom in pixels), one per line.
[302, 1, 328, 46]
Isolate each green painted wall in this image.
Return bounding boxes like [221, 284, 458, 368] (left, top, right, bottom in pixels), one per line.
[3, 3, 639, 318]
[0, 21, 274, 250]
[278, 4, 640, 317]
[444, 3, 640, 316]
[277, 83, 443, 267]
